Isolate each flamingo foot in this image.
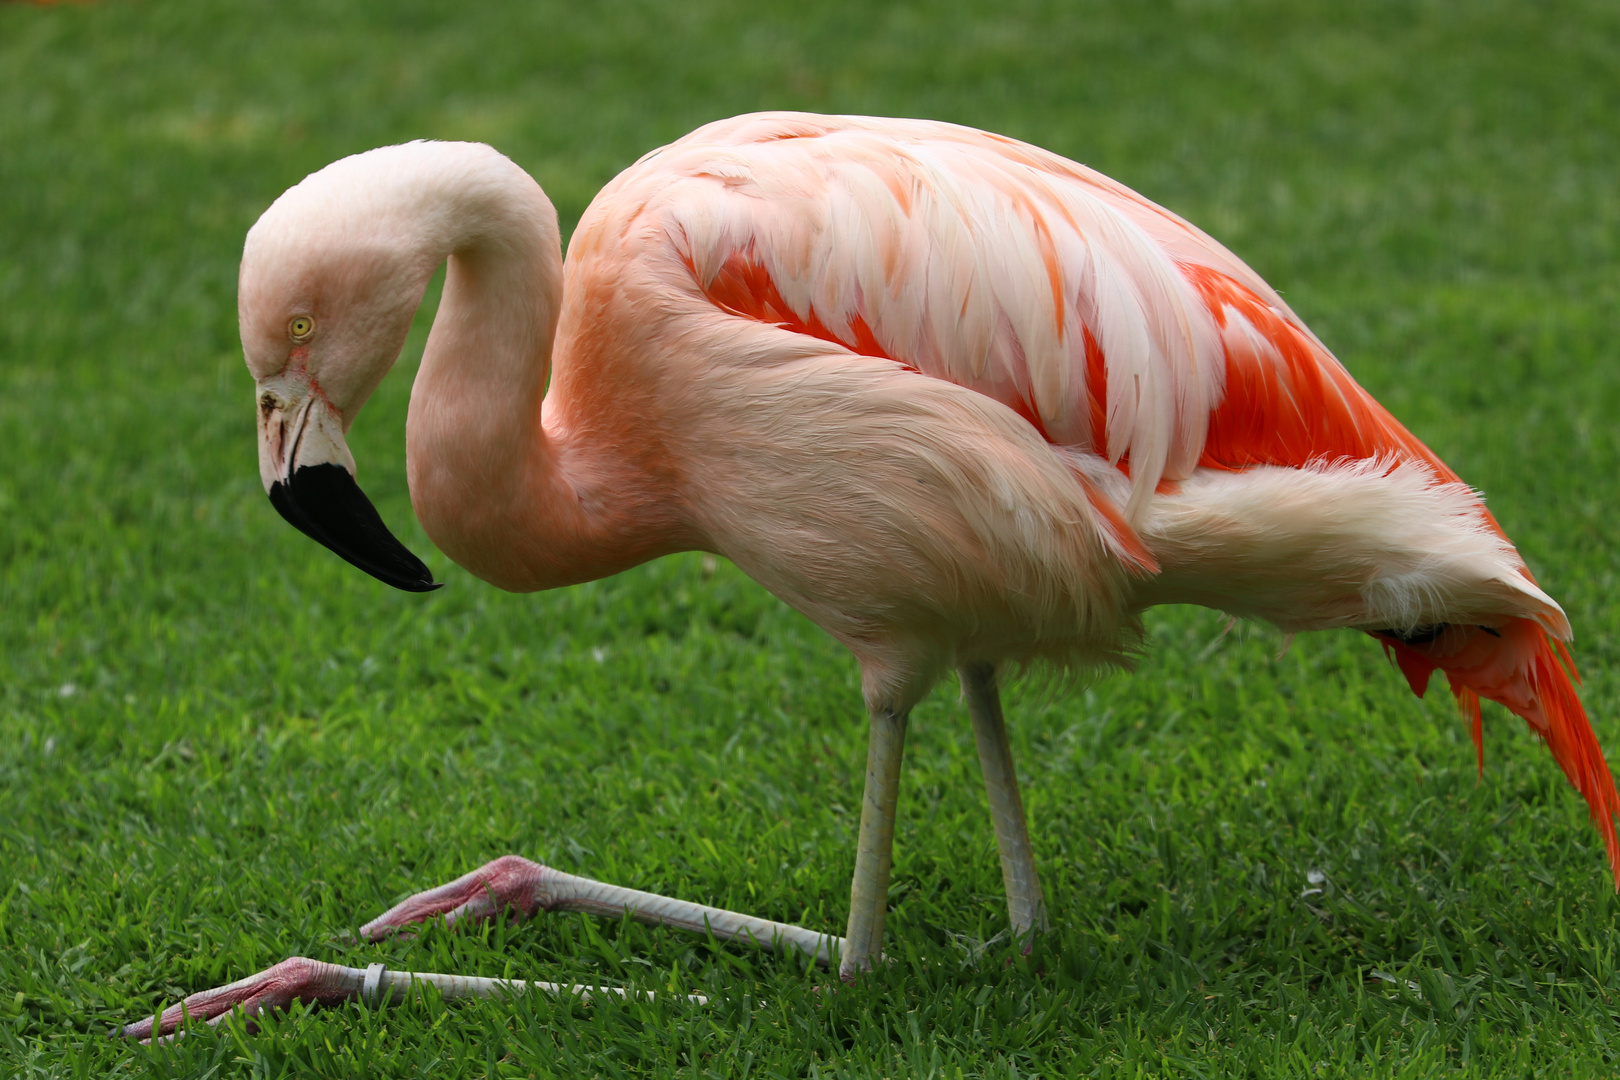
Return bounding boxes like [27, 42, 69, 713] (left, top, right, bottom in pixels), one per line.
[359, 855, 553, 940]
[118, 956, 363, 1043]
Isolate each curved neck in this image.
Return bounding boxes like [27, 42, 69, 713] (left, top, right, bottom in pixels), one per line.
[401, 151, 684, 590]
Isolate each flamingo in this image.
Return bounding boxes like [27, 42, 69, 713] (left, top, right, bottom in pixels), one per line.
[124, 112, 1619, 1040]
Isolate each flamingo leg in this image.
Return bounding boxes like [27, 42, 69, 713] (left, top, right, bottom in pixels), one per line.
[121, 712, 923, 1037]
[120, 857, 837, 1039]
[119, 957, 707, 1042]
[840, 706, 910, 978]
[358, 854, 840, 964]
[961, 663, 1048, 942]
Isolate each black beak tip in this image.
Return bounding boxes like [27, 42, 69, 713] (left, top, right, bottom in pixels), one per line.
[268, 464, 444, 593]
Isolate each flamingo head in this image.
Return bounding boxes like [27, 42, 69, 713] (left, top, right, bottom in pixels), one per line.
[238, 150, 446, 592]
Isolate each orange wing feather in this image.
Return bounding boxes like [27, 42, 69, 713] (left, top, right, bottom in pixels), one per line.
[1177, 263, 1457, 480]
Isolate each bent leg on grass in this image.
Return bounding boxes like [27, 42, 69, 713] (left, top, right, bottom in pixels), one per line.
[119, 855, 841, 1040]
[359, 854, 839, 962]
[118, 955, 709, 1043]
[120, 703, 923, 1040]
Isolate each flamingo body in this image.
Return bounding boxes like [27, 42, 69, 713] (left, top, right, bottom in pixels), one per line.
[235, 112, 1615, 961]
[438, 112, 1608, 849]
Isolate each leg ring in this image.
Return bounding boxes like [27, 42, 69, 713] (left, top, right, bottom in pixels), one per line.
[362, 963, 387, 1007]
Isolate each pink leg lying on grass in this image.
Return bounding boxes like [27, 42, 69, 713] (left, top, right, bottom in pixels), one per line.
[118, 954, 707, 1043]
[121, 680, 1049, 1040]
[121, 854, 834, 1041]
[358, 855, 841, 960]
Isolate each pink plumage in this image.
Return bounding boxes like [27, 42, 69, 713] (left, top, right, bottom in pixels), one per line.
[121, 112, 1618, 1040]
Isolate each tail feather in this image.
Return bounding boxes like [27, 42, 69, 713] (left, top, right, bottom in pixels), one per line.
[1380, 619, 1620, 889]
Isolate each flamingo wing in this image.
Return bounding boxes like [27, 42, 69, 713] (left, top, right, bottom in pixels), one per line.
[613, 112, 1452, 521]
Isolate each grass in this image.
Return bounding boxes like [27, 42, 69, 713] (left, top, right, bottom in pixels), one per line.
[3, 0, 1620, 1075]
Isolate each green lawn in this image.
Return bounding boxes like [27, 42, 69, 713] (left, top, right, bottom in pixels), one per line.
[4, 0, 1620, 1075]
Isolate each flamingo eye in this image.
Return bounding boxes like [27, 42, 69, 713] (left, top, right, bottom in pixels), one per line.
[288, 316, 315, 341]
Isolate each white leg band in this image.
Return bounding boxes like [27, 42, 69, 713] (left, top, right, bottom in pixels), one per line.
[361, 963, 387, 1007]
